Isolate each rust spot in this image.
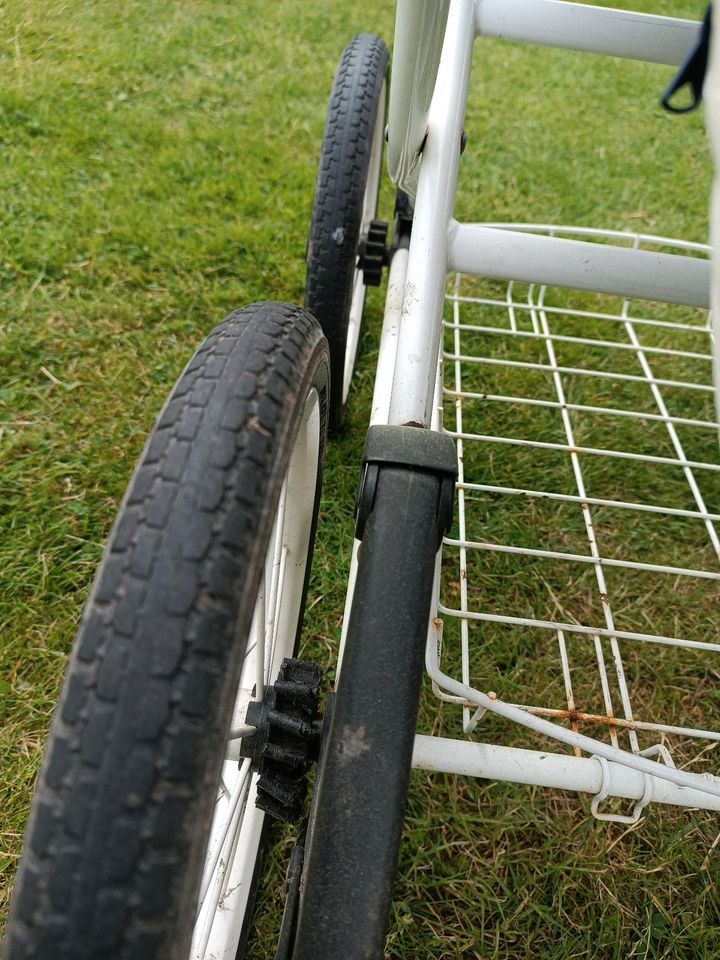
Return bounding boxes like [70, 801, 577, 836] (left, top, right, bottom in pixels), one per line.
[552, 707, 623, 730]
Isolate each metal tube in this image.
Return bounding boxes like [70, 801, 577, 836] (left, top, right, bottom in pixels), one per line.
[706, 5, 720, 432]
[387, 0, 450, 196]
[371, 247, 408, 426]
[388, 0, 476, 427]
[424, 628, 720, 800]
[448, 223, 710, 308]
[448, 221, 710, 309]
[412, 735, 720, 811]
[336, 249, 413, 677]
[475, 0, 699, 66]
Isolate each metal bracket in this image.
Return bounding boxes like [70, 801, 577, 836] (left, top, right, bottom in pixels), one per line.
[590, 744, 676, 824]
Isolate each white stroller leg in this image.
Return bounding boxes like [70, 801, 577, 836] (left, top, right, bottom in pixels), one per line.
[705, 13, 720, 434]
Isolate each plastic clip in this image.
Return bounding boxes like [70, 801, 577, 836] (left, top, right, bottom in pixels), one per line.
[590, 744, 675, 825]
[661, 3, 712, 114]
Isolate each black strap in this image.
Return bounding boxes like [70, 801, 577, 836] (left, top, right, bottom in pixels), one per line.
[661, 3, 712, 114]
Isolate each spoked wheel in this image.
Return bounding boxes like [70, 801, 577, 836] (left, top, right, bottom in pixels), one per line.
[4, 302, 329, 960]
[305, 33, 389, 432]
[191, 379, 324, 958]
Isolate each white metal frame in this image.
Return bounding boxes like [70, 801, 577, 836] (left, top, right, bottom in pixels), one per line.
[707, 8, 720, 425]
[356, 0, 720, 818]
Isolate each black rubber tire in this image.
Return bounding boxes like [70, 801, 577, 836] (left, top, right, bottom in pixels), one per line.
[305, 33, 389, 433]
[3, 302, 330, 960]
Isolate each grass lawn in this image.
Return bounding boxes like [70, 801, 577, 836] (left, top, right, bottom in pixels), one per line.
[1, 0, 719, 957]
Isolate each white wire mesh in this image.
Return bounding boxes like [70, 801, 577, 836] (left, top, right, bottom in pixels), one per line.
[435, 226, 720, 779]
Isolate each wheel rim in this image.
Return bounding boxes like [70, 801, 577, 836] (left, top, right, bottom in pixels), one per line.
[189, 387, 322, 960]
[342, 79, 387, 405]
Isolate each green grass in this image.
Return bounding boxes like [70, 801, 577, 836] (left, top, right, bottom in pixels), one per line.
[2, 0, 720, 956]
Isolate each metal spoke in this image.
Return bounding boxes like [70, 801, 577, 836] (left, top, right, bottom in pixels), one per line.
[252, 570, 266, 702]
[264, 475, 289, 681]
[197, 760, 253, 915]
[194, 763, 255, 958]
[191, 388, 321, 959]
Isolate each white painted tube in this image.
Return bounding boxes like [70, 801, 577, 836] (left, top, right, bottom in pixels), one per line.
[337, 248, 412, 677]
[371, 247, 408, 427]
[705, 10, 720, 434]
[475, 0, 699, 66]
[412, 735, 720, 811]
[387, 0, 450, 197]
[388, 0, 476, 427]
[448, 222, 710, 308]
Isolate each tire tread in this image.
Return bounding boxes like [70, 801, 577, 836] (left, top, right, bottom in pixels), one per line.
[305, 34, 389, 430]
[4, 302, 329, 960]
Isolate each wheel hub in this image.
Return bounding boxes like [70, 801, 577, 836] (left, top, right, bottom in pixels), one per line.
[240, 658, 324, 822]
[357, 219, 389, 286]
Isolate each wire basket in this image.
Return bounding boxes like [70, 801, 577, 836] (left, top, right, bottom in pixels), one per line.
[431, 225, 720, 812]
